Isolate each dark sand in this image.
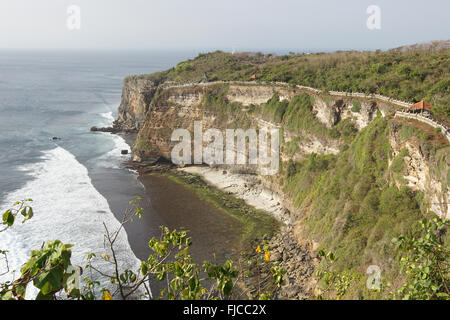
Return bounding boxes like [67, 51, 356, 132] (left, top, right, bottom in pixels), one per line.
[119, 133, 243, 263]
[97, 169, 244, 295]
[138, 173, 243, 263]
[89, 132, 244, 296]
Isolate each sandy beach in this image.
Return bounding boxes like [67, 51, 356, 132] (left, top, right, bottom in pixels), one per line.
[179, 166, 290, 225]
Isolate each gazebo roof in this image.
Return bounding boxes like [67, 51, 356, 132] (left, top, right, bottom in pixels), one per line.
[409, 101, 432, 110]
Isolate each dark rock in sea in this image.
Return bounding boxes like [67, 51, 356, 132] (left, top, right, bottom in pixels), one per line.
[122, 156, 174, 174]
[90, 126, 120, 133]
[90, 120, 125, 134]
[51, 137, 61, 140]
[121, 150, 129, 155]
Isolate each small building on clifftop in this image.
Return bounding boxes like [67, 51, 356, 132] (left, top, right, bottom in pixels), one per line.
[407, 101, 432, 115]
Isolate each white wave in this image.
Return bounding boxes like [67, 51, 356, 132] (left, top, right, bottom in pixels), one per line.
[99, 111, 115, 127]
[96, 112, 131, 169]
[0, 146, 143, 299]
[102, 133, 131, 168]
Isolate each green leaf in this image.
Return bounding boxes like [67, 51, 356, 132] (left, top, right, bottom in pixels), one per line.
[12, 284, 27, 299]
[223, 279, 233, 296]
[1, 291, 14, 300]
[63, 266, 81, 298]
[35, 291, 53, 300]
[141, 262, 148, 275]
[328, 252, 335, 261]
[21, 207, 33, 223]
[2, 209, 14, 226]
[34, 267, 64, 295]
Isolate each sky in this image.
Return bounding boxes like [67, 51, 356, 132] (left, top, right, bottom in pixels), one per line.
[0, 0, 449, 52]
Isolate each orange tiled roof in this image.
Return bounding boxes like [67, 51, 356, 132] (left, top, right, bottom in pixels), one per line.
[409, 101, 432, 110]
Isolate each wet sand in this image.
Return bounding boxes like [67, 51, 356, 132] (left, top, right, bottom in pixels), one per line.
[138, 173, 244, 263]
[90, 164, 243, 265]
[90, 148, 243, 264]
[88, 133, 245, 296]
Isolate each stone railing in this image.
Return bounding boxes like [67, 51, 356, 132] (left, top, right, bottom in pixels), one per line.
[395, 111, 450, 143]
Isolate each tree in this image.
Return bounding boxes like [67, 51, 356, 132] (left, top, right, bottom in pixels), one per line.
[315, 217, 449, 300]
[391, 218, 449, 300]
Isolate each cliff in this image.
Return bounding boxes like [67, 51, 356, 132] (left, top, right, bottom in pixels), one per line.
[116, 54, 449, 298]
[117, 79, 448, 219]
[118, 78, 157, 131]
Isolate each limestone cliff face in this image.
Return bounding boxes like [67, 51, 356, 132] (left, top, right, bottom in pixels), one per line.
[117, 82, 387, 163]
[116, 79, 449, 219]
[226, 84, 298, 106]
[118, 78, 156, 130]
[131, 86, 208, 161]
[340, 100, 378, 129]
[389, 122, 449, 219]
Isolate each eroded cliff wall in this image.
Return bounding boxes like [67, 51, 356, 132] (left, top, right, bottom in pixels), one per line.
[119, 82, 383, 161]
[117, 80, 449, 220]
[389, 121, 449, 218]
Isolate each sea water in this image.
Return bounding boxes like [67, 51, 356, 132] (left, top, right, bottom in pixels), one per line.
[0, 50, 195, 298]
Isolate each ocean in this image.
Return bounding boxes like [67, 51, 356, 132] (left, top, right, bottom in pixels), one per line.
[0, 50, 196, 298]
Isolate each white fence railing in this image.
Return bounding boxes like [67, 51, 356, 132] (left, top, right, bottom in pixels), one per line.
[395, 111, 450, 143]
[162, 81, 411, 106]
[326, 91, 412, 107]
[159, 80, 449, 143]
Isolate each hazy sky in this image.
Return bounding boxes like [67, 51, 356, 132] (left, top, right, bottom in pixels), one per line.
[0, 0, 449, 51]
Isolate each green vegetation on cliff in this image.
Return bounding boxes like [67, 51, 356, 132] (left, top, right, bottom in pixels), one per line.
[260, 93, 358, 142]
[201, 84, 254, 129]
[127, 49, 450, 122]
[282, 117, 449, 298]
[124, 47, 449, 300]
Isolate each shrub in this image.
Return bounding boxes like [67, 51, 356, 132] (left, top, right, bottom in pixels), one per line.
[390, 149, 409, 174]
[351, 101, 362, 113]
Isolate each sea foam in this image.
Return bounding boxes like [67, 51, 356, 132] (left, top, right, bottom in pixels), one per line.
[96, 111, 131, 169]
[0, 146, 142, 299]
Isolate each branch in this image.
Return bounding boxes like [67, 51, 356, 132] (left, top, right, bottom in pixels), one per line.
[0, 251, 9, 277]
[103, 222, 125, 300]
[123, 250, 172, 299]
[435, 258, 450, 295]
